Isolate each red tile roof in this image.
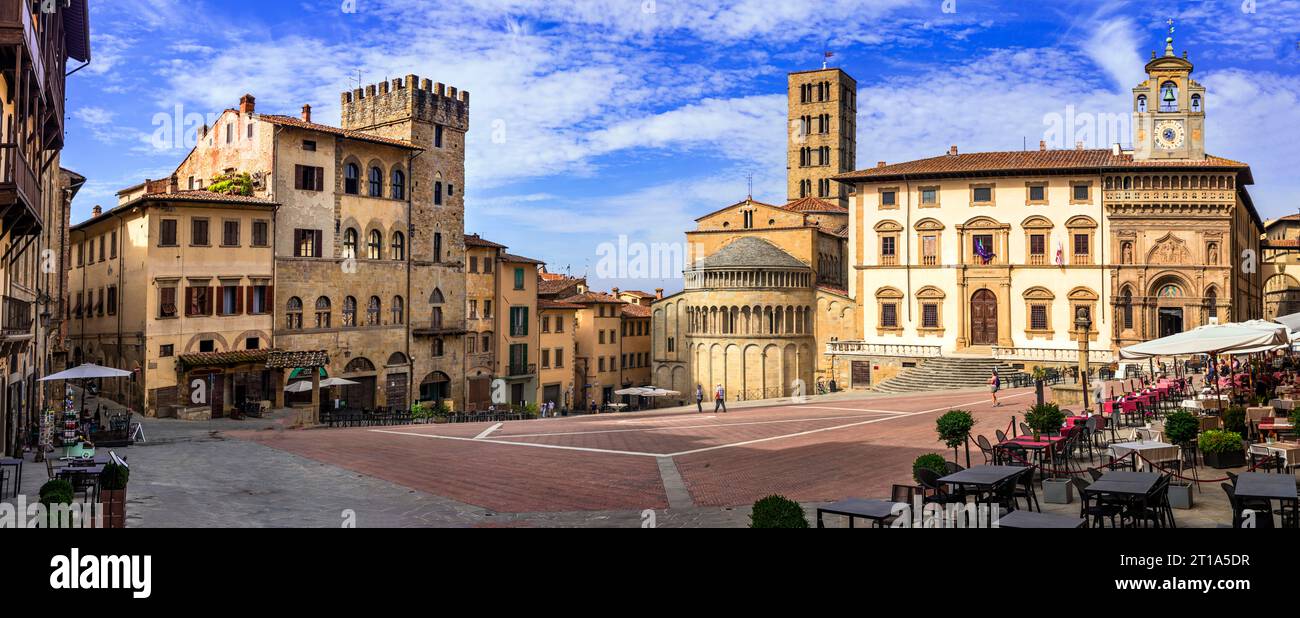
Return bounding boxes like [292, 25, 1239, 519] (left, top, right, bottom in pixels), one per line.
[257, 114, 419, 150]
[620, 303, 651, 318]
[538, 299, 584, 310]
[783, 196, 847, 214]
[501, 252, 545, 265]
[619, 290, 656, 298]
[559, 292, 622, 304]
[539, 276, 585, 296]
[465, 234, 506, 249]
[178, 348, 275, 369]
[142, 190, 278, 205]
[835, 149, 1251, 183]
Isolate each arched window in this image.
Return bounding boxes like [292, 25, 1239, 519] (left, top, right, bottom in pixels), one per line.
[1159, 81, 1179, 112]
[1191, 94, 1202, 113]
[286, 297, 303, 330]
[343, 296, 357, 327]
[367, 296, 381, 325]
[368, 166, 383, 197]
[367, 230, 382, 260]
[344, 163, 360, 194]
[1136, 95, 1147, 113]
[391, 231, 405, 261]
[391, 296, 404, 324]
[391, 169, 405, 200]
[430, 287, 444, 328]
[342, 228, 358, 259]
[1121, 287, 1133, 330]
[314, 296, 332, 328]
[434, 181, 443, 205]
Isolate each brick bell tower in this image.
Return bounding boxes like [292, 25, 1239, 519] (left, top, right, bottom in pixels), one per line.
[787, 68, 857, 208]
[340, 76, 471, 403]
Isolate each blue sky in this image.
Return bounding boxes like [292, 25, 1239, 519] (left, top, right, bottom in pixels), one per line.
[65, 0, 1300, 293]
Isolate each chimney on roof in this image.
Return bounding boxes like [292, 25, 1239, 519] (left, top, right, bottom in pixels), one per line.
[1039, 140, 1047, 152]
[168, 175, 179, 194]
[1075, 141, 1084, 150]
[301, 104, 312, 123]
[1112, 143, 1122, 156]
[239, 94, 255, 114]
[948, 145, 958, 156]
[612, 287, 620, 296]
[876, 161, 886, 168]
[655, 288, 664, 300]
[92, 205, 102, 217]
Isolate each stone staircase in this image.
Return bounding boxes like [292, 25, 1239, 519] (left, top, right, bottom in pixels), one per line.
[871, 356, 1028, 394]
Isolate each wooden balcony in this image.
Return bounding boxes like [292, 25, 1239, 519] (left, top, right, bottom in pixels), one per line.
[0, 143, 42, 234]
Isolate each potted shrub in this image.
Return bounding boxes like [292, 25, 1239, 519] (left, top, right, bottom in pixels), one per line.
[39, 479, 74, 529]
[1023, 402, 1065, 441]
[912, 453, 947, 483]
[1162, 411, 1199, 509]
[749, 494, 809, 528]
[1199, 430, 1246, 469]
[100, 460, 130, 529]
[1222, 406, 1247, 435]
[935, 410, 975, 467]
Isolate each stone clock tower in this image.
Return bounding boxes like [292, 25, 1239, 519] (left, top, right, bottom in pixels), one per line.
[1133, 33, 1206, 161]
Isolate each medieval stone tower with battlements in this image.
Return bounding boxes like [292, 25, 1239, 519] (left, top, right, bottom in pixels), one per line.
[339, 75, 472, 404]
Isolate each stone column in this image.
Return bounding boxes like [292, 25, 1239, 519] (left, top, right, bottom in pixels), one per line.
[273, 368, 285, 409]
[310, 370, 321, 426]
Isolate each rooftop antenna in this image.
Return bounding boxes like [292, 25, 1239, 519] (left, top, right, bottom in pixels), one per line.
[745, 171, 754, 200]
[349, 68, 362, 91]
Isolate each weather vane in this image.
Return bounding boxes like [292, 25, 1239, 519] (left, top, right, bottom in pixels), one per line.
[1167, 17, 1175, 35]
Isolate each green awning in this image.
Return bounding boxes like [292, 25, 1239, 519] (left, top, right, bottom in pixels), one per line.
[289, 367, 328, 379]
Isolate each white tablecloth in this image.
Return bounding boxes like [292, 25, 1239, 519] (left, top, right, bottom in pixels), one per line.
[1110, 441, 1179, 470]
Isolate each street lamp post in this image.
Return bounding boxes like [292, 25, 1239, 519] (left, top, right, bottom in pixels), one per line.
[1076, 308, 1093, 412]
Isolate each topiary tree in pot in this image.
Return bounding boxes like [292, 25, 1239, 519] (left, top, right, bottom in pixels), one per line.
[749, 494, 809, 528]
[99, 460, 130, 529]
[1163, 411, 1200, 447]
[1023, 402, 1065, 440]
[39, 479, 74, 529]
[935, 410, 976, 467]
[1222, 406, 1247, 435]
[912, 453, 948, 483]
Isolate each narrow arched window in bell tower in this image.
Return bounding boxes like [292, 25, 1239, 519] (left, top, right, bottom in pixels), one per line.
[1159, 81, 1178, 112]
[1136, 95, 1147, 113]
[1191, 93, 1202, 113]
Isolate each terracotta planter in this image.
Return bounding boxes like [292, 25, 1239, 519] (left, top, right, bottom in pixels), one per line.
[102, 488, 127, 529]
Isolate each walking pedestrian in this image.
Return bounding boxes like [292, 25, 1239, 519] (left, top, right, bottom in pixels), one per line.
[988, 369, 1001, 407]
[714, 383, 727, 413]
[695, 384, 704, 413]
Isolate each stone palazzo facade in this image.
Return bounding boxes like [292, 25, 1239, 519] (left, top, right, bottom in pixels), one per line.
[829, 35, 1263, 384]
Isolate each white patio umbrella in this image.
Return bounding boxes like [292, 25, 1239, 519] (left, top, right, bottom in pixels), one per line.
[40, 363, 136, 416]
[283, 381, 316, 393]
[39, 363, 132, 381]
[1222, 320, 1292, 355]
[320, 377, 360, 387]
[1275, 311, 1300, 333]
[1120, 323, 1289, 359]
[614, 387, 650, 396]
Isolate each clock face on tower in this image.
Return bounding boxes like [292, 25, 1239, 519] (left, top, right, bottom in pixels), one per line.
[1154, 120, 1185, 150]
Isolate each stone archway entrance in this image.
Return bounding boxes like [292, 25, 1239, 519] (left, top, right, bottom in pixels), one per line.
[970, 289, 998, 345]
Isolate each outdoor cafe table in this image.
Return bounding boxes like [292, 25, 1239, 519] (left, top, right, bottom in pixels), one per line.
[999, 436, 1065, 466]
[1082, 471, 1161, 498]
[996, 510, 1086, 529]
[1257, 420, 1296, 438]
[1249, 442, 1300, 469]
[1109, 441, 1178, 471]
[816, 498, 906, 528]
[938, 465, 1025, 491]
[1233, 472, 1299, 504]
[1248, 407, 1274, 423]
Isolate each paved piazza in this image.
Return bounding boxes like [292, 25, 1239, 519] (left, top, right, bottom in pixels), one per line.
[5, 385, 1236, 527]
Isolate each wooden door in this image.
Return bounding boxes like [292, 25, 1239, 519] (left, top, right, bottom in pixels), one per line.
[970, 289, 998, 345]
